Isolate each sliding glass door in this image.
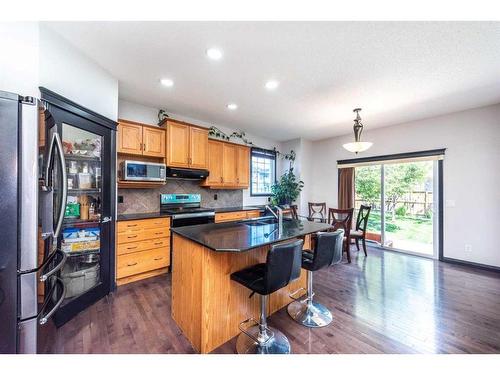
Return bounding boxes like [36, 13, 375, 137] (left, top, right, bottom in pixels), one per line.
[355, 159, 439, 258]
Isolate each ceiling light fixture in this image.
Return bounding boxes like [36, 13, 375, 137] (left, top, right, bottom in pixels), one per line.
[206, 48, 223, 60]
[226, 103, 238, 110]
[342, 108, 373, 154]
[265, 80, 279, 90]
[160, 78, 174, 87]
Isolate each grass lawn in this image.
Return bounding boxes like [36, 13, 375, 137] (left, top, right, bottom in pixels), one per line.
[366, 211, 433, 245]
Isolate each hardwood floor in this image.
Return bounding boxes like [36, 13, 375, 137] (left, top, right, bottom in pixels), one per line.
[51, 246, 500, 354]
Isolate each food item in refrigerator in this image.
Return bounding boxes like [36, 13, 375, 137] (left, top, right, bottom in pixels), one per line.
[77, 173, 92, 189]
[61, 261, 100, 298]
[64, 196, 80, 218]
[61, 227, 100, 253]
[79, 195, 89, 220]
[68, 160, 78, 174]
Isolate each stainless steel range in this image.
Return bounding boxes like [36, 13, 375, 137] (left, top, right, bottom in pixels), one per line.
[160, 194, 215, 227]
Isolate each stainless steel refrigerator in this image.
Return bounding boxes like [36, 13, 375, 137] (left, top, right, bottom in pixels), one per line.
[0, 88, 116, 353]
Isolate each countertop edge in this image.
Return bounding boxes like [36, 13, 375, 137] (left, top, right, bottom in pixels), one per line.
[170, 221, 331, 253]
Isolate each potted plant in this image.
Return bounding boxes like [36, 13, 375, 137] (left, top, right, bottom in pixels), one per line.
[271, 168, 304, 207]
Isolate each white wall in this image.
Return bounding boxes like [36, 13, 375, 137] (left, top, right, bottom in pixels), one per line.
[308, 104, 500, 267]
[39, 26, 119, 120]
[118, 99, 280, 206]
[0, 22, 39, 97]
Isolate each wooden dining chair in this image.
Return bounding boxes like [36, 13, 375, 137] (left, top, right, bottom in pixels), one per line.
[289, 205, 299, 220]
[308, 202, 327, 223]
[350, 205, 372, 256]
[328, 208, 354, 263]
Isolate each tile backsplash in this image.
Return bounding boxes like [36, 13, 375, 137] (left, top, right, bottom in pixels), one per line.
[117, 180, 243, 214]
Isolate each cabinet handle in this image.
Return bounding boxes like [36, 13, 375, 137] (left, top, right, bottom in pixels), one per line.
[154, 242, 163, 245]
[127, 235, 138, 239]
[127, 262, 138, 267]
[220, 177, 223, 183]
[154, 257, 164, 261]
[154, 232, 163, 235]
[143, 143, 146, 152]
[127, 224, 138, 227]
[126, 246, 138, 250]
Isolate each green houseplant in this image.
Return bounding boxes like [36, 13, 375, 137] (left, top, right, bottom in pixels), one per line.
[271, 168, 304, 206]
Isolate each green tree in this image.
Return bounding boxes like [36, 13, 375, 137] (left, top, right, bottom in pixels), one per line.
[355, 166, 381, 207]
[384, 163, 428, 219]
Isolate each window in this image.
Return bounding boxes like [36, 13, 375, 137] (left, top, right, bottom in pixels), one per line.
[250, 148, 276, 196]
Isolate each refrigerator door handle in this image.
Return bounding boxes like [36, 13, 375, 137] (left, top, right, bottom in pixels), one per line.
[39, 278, 66, 326]
[42, 132, 57, 191]
[52, 133, 67, 240]
[39, 250, 67, 282]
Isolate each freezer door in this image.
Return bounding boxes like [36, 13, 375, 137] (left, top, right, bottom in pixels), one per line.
[19, 249, 66, 321]
[18, 277, 65, 354]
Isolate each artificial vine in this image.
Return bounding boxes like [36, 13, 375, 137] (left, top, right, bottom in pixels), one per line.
[208, 126, 256, 146]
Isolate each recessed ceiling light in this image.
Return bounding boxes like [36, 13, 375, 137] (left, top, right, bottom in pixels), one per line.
[206, 48, 223, 60]
[265, 80, 279, 90]
[226, 103, 238, 110]
[160, 78, 174, 87]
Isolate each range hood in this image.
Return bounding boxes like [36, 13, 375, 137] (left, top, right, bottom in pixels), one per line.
[165, 167, 209, 180]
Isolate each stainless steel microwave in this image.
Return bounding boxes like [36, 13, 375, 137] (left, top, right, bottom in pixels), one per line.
[121, 160, 166, 182]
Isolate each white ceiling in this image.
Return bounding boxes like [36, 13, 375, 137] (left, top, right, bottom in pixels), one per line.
[44, 21, 500, 141]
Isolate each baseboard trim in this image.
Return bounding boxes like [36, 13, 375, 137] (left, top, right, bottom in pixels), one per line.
[441, 257, 500, 273]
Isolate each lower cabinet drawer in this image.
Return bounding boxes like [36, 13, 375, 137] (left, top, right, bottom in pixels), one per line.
[116, 247, 170, 279]
[246, 210, 261, 219]
[117, 227, 170, 244]
[117, 217, 170, 233]
[117, 237, 170, 256]
[215, 211, 248, 223]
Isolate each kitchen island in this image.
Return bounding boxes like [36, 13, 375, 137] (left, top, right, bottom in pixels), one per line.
[170, 218, 331, 353]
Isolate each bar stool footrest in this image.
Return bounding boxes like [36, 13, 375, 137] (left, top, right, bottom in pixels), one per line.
[238, 317, 274, 345]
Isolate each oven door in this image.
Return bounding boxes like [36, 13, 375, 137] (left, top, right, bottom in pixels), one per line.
[171, 213, 215, 227]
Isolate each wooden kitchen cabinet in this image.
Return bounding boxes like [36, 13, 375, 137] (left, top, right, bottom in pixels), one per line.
[116, 217, 171, 286]
[214, 210, 261, 223]
[189, 126, 209, 169]
[222, 143, 238, 186]
[117, 121, 143, 156]
[165, 120, 208, 169]
[204, 140, 224, 185]
[201, 140, 250, 189]
[117, 119, 165, 158]
[166, 121, 190, 167]
[142, 126, 166, 157]
[236, 145, 250, 187]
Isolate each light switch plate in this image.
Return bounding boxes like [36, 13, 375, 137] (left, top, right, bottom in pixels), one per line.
[445, 199, 455, 207]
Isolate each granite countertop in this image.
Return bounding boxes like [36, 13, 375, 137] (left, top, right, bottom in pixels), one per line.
[170, 218, 332, 252]
[117, 206, 267, 221]
[117, 212, 172, 221]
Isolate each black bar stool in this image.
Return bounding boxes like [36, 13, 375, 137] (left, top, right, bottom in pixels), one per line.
[230, 239, 303, 354]
[287, 230, 343, 328]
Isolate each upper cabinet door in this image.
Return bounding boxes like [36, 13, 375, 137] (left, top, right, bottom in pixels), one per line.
[167, 122, 190, 167]
[222, 143, 238, 186]
[142, 126, 165, 157]
[205, 140, 224, 185]
[236, 146, 250, 187]
[189, 127, 208, 169]
[118, 122, 143, 155]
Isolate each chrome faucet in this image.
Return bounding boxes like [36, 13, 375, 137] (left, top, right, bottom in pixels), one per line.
[265, 205, 283, 234]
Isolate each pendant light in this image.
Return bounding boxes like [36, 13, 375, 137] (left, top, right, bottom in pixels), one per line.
[342, 108, 373, 154]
